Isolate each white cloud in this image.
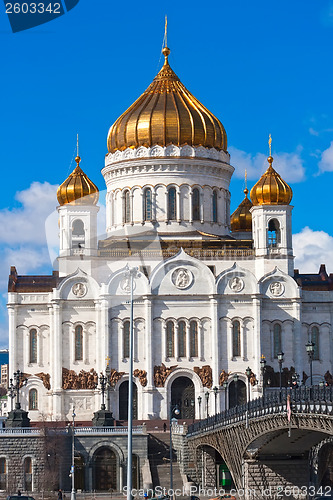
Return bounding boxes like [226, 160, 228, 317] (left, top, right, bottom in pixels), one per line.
[318, 141, 333, 173]
[0, 182, 58, 245]
[293, 227, 333, 273]
[229, 146, 305, 183]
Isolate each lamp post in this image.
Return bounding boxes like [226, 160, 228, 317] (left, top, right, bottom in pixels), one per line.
[205, 391, 210, 418]
[169, 404, 180, 499]
[105, 357, 111, 412]
[277, 351, 284, 402]
[124, 265, 139, 500]
[306, 341, 315, 386]
[71, 407, 76, 500]
[190, 399, 195, 423]
[99, 373, 107, 410]
[197, 396, 202, 419]
[223, 381, 228, 410]
[245, 367, 252, 408]
[260, 356, 266, 402]
[7, 378, 15, 411]
[213, 386, 218, 417]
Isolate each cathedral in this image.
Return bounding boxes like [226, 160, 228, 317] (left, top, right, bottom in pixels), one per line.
[7, 45, 333, 424]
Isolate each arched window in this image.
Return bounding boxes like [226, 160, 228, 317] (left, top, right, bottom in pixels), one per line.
[273, 324, 282, 358]
[123, 321, 130, 359]
[168, 187, 177, 220]
[72, 219, 85, 248]
[178, 321, 186, 357]
[311, 326, 319, 360]
[144, 188, 152, 221]
[190, 321, 198, 357]
[0, 457, 6, 490]
[192, 188, 200, 221]
[29, 329, 37, 364]
[123, 190, 130, 223]
[232, 321, 241, 357]
[166, 321, 174, 358]
[29, 389, 38, 410]
[75, 325, 83, 361]
[212, 191, 218, 222]
[268, 219, 280, 247]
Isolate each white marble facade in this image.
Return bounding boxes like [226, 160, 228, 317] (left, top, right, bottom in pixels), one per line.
[7, 139, 333, 424]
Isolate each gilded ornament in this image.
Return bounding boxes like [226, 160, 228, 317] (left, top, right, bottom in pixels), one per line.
[194, 365, 212, 388]
[250, 155, 292, 206]
[57, 155, 99, 206]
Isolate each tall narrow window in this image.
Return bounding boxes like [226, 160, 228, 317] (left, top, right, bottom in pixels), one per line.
[144, 188, 152, 221]
[123, 190, 130, 223]
[24, 457, 32, 491]
[0, 457, 6, 490]
[168, 187, 177, 220]
[212, 191, 218, 222]
[232, 321, 241, 357]
[166, 321, 174, 358]
[311, 326, 319, 360]
[29, 389, 38, 410]
[75, 325, 83, 361]
[123, 321, 130, 359]
[178, 321, 186, 357]
[29, 329, 37, 364]
[190, 321, 198, 357]
[268, 219, 280, 247]
[273, 324, 282, 358]
[192, 188, 200, 221]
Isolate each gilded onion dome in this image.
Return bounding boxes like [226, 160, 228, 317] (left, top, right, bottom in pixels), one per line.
[57, 156, 99, 206]
[250, 156, 293, 206]
[107, 47, 227, 153]
[230, 188, 253, 232]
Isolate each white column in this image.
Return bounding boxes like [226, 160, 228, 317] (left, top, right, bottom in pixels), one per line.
[176, 187, 181, 222]
[101, 298, 109, 367]
[165, 191, 169, 222]
[120, 323, 124, 361]
[186, 322, 191, 361]
[162, 323, 167, 361]
[152, 190, 157, 222]
[52, 300, 62, 418]
[200, 191, 204, 223]
[210, 297, 219, 386]
[140, 190, 144, 224]
[228, 320, 233, 360]
[8, 303, 17, 375]
[175, 323, 179, 360]
[293, 299, 302, 376]
[144, 298, 153, 386]
[253, 296, 261, 380]
[199, 322, 203, 361]
[189, 189, 193, 223]
[130, 192, 134, 224]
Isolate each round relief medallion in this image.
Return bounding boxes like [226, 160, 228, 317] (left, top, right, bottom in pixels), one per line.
[120, 277, 136, 293]
[72, 282, 87, 297]
[269, 281, 285, 297]
[228, 276, 244, 293]
[171, 268, 193, 289]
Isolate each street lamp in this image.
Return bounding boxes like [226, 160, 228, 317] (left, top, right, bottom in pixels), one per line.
[277, 351, 284, 402]
[124, 265, 140, 500]
[305, 341, 315, 386]
[169, 404, 180, 499]
[260, 356, 267, 402]
[213, 386, 218, 416]
[245, 367, 252, 408]
[223, 381, 228, 410]
[71, 407, 76, 500]
[205, 391, 210, 418]
[197, 396, 202, 419]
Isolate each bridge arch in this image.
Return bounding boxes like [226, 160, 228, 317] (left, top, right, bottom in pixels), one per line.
[195, 443, 234, 490]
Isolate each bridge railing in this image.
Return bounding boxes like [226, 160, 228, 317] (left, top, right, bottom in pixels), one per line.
[187, 385, 333, 436]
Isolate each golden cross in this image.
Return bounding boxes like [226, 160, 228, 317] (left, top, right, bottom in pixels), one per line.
[105, 355, 110, 366]
[77, 133, 79, 157]
[165, 15, 168, 48]
[245, 169, 247, 190]
[268, 134, 272, 156]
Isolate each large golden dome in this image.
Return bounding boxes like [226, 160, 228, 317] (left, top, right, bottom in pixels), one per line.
[107, 47, 227, 153]
[250, 156, 293, 206]
[57, 156, 99, 206]
[230, 189, 253, 232]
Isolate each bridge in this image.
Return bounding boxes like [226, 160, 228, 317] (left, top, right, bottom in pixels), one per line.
[173, 386, 333, 499]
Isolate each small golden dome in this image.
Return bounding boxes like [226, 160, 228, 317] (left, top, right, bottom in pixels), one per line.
[250, 156, 293, 206]
[230, 189, 253, 232]
[57, 156, 99, 206]
[107, 47, 227, 153]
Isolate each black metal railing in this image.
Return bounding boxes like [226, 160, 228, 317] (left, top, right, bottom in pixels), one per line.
[187, 385, 333, 436]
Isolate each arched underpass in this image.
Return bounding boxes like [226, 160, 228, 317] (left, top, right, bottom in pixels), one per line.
[186, 413, 333, 499]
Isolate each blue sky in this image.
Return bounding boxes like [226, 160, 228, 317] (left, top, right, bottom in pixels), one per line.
[0, 0, 333, 346]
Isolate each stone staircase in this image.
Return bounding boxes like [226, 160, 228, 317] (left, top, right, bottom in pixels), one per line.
[148, 432, 184, 493]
